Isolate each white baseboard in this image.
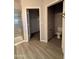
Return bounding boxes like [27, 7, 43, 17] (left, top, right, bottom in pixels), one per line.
[40, 40, 48, 43]
[14, 40, 25, 46]
[14, 38, 47, 46]
[14, 36, 23, 40]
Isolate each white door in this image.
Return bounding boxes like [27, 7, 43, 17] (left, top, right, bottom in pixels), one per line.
[27, 10, 31, 40]
[62, 1, 65, 53]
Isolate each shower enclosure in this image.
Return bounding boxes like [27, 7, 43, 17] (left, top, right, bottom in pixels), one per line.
[14, 9, 23, 43]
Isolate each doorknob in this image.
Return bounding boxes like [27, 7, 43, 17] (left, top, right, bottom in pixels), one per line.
[62, 13, 65, 18]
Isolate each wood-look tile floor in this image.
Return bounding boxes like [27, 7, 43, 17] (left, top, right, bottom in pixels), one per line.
[14, 33, 63, 59]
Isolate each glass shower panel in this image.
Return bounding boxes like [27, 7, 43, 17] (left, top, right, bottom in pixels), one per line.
[14, 9, 23, 43]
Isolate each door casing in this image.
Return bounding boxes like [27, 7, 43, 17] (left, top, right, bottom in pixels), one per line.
[26, 7, 41, 41]
[46, 0, 64, 53]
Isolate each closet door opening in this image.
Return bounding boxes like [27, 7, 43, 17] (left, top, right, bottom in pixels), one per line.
[27, 9, 40, 41]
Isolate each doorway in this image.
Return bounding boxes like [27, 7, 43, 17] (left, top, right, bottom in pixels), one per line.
[47, 1, 63, 48]
[27, 9, 40, 41]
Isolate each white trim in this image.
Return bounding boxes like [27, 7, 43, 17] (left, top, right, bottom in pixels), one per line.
[40, 40, 48, 43]
[26, 7, 40, 9]
[14, 36, 23, 43]
[14, 36, 23, 39]
[14, 40, 26, 46]
[46, 0, 63, 7]
[26, 7, 41, 42]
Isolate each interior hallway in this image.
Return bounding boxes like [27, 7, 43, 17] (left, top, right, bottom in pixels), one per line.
[14, 33, 63, 59]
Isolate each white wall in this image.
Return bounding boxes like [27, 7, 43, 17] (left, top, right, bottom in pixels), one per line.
[21, 0, 44, 42]
[14, 0, 21, 10]
[43, 0, 56, 5]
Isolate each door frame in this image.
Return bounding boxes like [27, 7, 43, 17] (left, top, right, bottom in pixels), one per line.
[46, 0, 65, 53]
[26, 7, 41, 41]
